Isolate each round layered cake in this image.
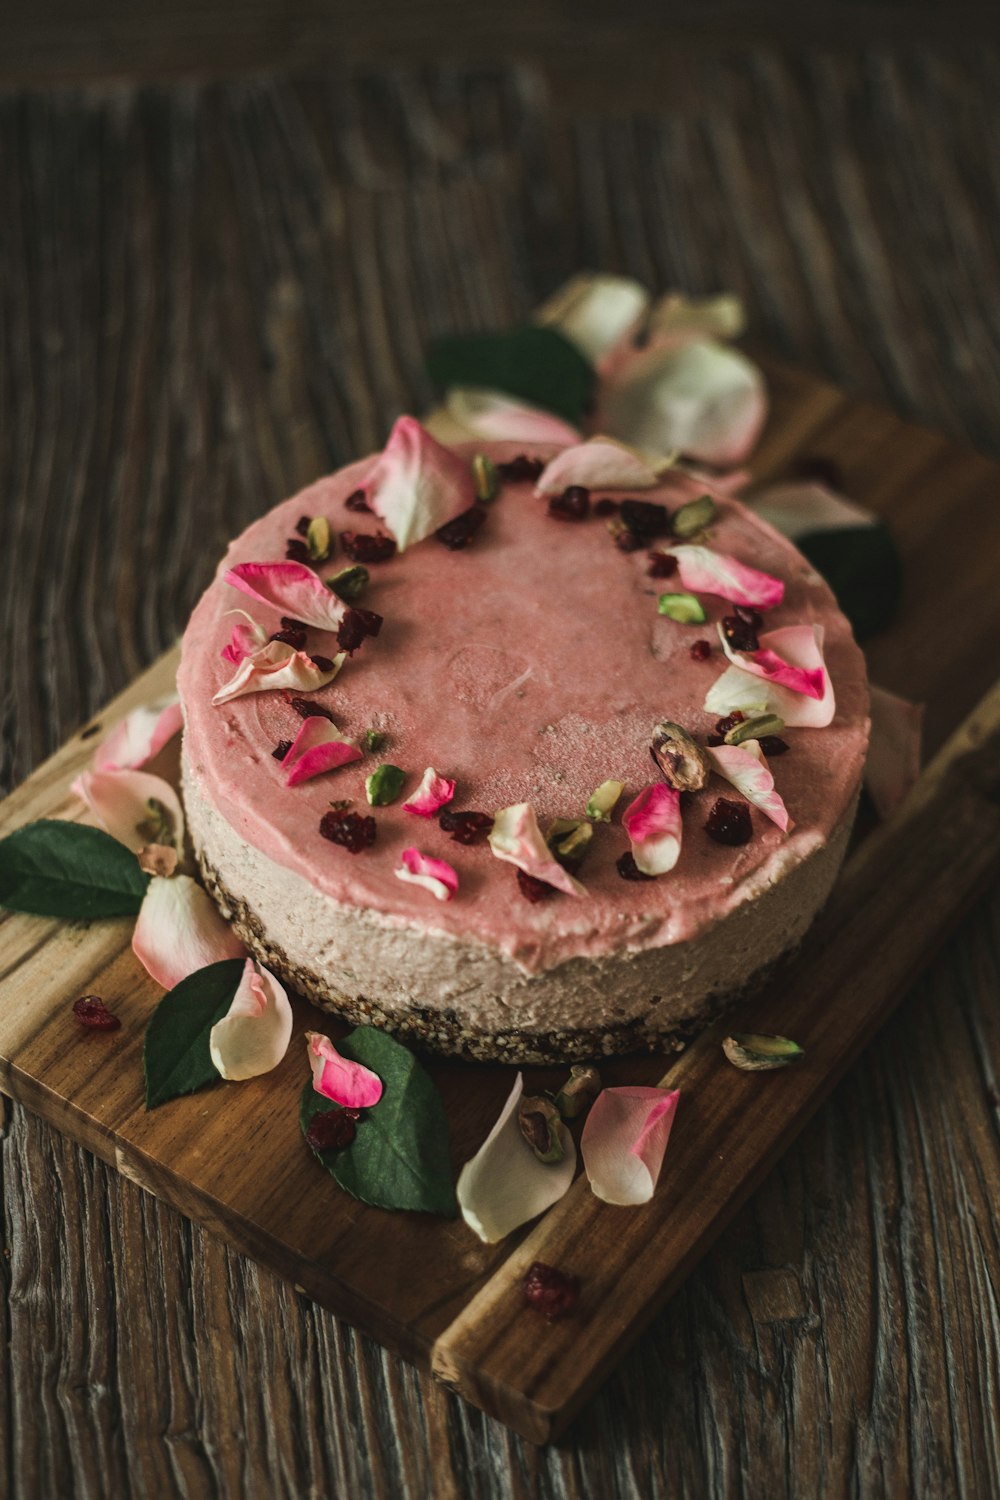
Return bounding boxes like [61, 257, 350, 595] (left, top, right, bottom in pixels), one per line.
[178, 436, 869, 1062]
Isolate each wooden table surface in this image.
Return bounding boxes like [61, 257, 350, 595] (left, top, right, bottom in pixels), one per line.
[2, 28, 1000, 1498]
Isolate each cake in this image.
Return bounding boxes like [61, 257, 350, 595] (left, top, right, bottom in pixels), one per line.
[177, 431, 869, 1064]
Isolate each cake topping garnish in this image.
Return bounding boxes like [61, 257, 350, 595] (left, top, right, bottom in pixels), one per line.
[616, 851, 655, 881]
[456, 1072, 576, 1243]
[340, 530, 397, 563]
[622, 784, 683, 876]
[306, 516, 333, 563]
[594, 497, 618, 517]
[272, 739, 293, 760]
[270, 617, 308, 651]
[131, 874, 247, 990]
[657, 591, 707, 624]
[613, 525, 642, 552]
[523, 1262, 580, 1320]
[402, 767, 457, 817]
[704, 796, 753, 845]
[497, 455, 545, 483]
[290, 696, 336, 722]
[336, 606, 383, 655]
[295, 515, 313, 536]
[225, 561, 348, 632]
[361, 728, 388, 753]
[208, 958, 293, 1082]
[581, 1086, 680, 1206]
[394, 848, 459, 902]
[366, 415, 476, 550]
[546, 486, 590, 522]
[435, 505, 487, 549]
[670, 493, 717, 539]
[707, 743, 792, 832]
[307, 1030, 384, 1107]
[285, 538, 311, 564]
[647, 551, 678, 578]
[318, 808, 377, 853]
[661, 544, 784, 609]
[438, 809, 494, 844]
[516, 869, 557, 902]
[220, 610, 269, 665]
[723, 712, 785, 745]
[534, 437, 668, 496]
[472, 454, 499, 503]
[488, 803, 586, 897]
[73, 995, 122, 1031]
[365, 764, 406, 806]
[722, 1033, 805, 1071]
[690, 638, 712, 661]
[546, 817, 593, 871]
[650, 722, 710, 792]
[721, 613, 760, 652]
[212, 641, 345, 705]
[619, 499, 670, 539]
[344, 488, 372, 512]
[327, 564, 370, 602]
[758, 734, 789, 756]
[518, 1095, 566, 1163]
[585, 779, 625, 822]
[553, 1064, 602, 1120]
[280, 715, 361, 787]
[705, 623, 835, 727]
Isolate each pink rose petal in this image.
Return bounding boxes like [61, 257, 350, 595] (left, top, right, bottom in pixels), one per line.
[402, 767, 456, 817]
[209, 958, 293, 1081]
[94, 697, 184, 773]
[705, 624, 836, 728]
[622, 783, 682, 877]
[487, 803, 585, 897]
[750, 481, 874, 542]
[648, 290, 745, 342]
[306, 1031, 383, 1109]
[707, 742, 792, 832]
[71, 768, 185, 854]
[663, 544, 785, 610]
[366, 415, 475, 551]
[538, 272, 650, 363]
[394, 848, 458, 902]
[441, 388, 581, 446]
[718, 623, 826, 699]
[534, 438, 665, 496]
[224, 561, 347, 632]
[280, 715, 362, 787]
[456, 1072, 576, 1242]
[581, 1086, 680, 1205]
[132, 874, 247, 989]
[865, 683, 923, 820]
[220, 610, 269, 665]
[212, 640, 345, 705]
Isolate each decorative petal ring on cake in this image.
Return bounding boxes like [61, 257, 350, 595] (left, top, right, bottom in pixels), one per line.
[487, 803, 586, 897]
[280, 716, 362, 788]
[212, 640, 345, 705]
[393, 848, 458, 902]
[622, 784, 683, 877]
[366, 415, 476, 551]
[706, 624, 836, 729]
[659, 544, 785, 610]
[533, 437, 669, 496]
[707, 742, 792, 832]
[224, 560, 349, 631]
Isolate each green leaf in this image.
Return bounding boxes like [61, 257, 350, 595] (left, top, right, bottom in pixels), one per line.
[143, 957, 246, 1109]
[426, 325, 595, 425]
[300, 1027, 457, 1217]
[798, 523, 902, 643]
[0, 819, 149, 918]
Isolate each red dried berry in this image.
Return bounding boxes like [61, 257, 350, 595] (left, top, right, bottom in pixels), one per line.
[732, 603, 764, 629]
[523, 1262, 580, 1321]
[705, 797, 753, 845]
[593, 497, 618, 517]
[620, 499, 670, 538]
[344, 488, 372, 513]
[439, 809, 494, 845]
[435, 505, 487, 550]
[690, 639, 712, 662]
[310, 655, 335, 673]
[286, 538, 312, 564]
[319, 808, 377, 853]
[498, 455, 544, 483]
[305, 1108, 358, 1153]
[272, 739, 293, 761]
[713, 711, 745, 736]
[548, 486, 590, 522]
[271, 624, 308, 650]
[647, 551, 678, 579]
[295, 515, 313, 537]
[722, 614, 759, 652]
[289, 696, 336, 722]
[617, 851, 654, 881]
[340, 531, 397, 564]
[758, 735, 790, 756]
[516, 868, 556, 902]
[615, 528, 641, 553]
[336, 607, 384, 654]
[73, 995, 121, 1031]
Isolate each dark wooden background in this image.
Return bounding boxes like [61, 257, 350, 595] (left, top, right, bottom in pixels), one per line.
[2, 14, 1000, 1498]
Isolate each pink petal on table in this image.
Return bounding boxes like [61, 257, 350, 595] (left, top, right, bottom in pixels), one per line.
[394, 848, 458, 902]
[705, 624, 836, 728]
[537, 272, 650, 363]
[220, 610, 269, 665]
[366, 415, 475, 551]
[487, 803, 585, 897]
[581, 1086, 680, 1205]
[224, 561, 347, 631]
[664, 544, 785, 610]
[93, 697, 184, 772]
[306, 1031, 383, 1108]
[441, 388, 581, 446]
[280, 715, 362, 787]
[212, 640, 345, 705]
[708, 742, 792, 832]
[534, 437, 666, 495]
[402, 767, 456, 817]
[456, 1072, 576, 1243]
[622, 784, 682, 876]
[865, 683, 923, 820]
[209, 958, 293, 1081]
[71, 768, 185, 854]
[132, 874, 246, 990]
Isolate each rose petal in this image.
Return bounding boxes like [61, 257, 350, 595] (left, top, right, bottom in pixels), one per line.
[212, 640, 345, 705]
[402, 767, 456, 817]
[224, 560, 348, 632]
[663, 544, 785, 610]
[437, 388, 581, 446]
[209, 958, 293, 1081]
[534, 437, 668, 496]
[71, 768, 185, 854]
[394, 848, 458, 902]
[365, 415, 475, 551]
[705, 624, 835, 728]
[306, 1031, 383, 1108]
[718, 622, 829, 703]
[220, 610, 270, 665]
[865, 683, 923, 820]
[487, 803, 585, 897]
[132, 874, 247, 989]
[648, 291, 746, 342]
[581, 1086, 680, 1206]
[707, 743, 792, 832]
[456, 1072, 577, 1243]
[621, 783, 682, 876]
[280, 715, 362, 787]
[93, 697, 184, 773]
[536, 272, 650, 362]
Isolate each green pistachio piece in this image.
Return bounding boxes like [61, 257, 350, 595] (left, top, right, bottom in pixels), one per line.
[472, 453, 500, 503]
[724, 713, 786, 746]
[585, 779, 625, 822]
[657, 592, 707, 624]
[547, 817, 594, 870]
[671, 493, 717, 538]
[307, 515, 332, 562]
[553, 1064, 602, 1121]
[328, 564, 370, 602]
[651, 720, 710, 792]
[362, 728, 388, 754]
[722, 1033, 805, 1071]
[365, 763, 405, 806]
[517, 1095, 566, 1164]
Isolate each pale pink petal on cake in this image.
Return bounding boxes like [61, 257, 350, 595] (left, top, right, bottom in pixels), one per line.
[281, 716, 362, 787]
[581, 1086, 679, 1206]
[865, 683, 923, 820]
[487, 803, 586, 897]
[220, 610, 269, 665]
[306, 1031, 383, 1108]
[71, 768, 185, 854]
[705, 624, 836, 728]
[394, 848, 458, 902]
[441, 388, 581, 446]
[224, 561, 348, 631]
[365, 415, 476, 551]
[132, 874, 247, 990]
[456, 1072, 577, 1243]
[402, 767, 456, 817]
[534, 438, 666, 496]
[718, 623, 826, 700]
[708, 743, 792, 832]
[212, 641, 345, 705]
[664, 544, 784, 610]
[93, 697, 184, 772]
[209, 958, 293, 1081]
[622, 784, 683, 877]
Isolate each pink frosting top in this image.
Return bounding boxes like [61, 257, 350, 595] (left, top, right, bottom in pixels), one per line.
[178, 443, 869, 974]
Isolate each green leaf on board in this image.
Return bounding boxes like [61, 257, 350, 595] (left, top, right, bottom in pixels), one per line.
[426, 324, 595, 426]
[143, 957, 246, 1110]
[0, 819, 149, 918]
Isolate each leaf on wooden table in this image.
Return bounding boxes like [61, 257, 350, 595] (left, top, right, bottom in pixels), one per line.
[426, 325, 595, 426]
[143, 957, 247, 1109]
[0, 819, 149, 918]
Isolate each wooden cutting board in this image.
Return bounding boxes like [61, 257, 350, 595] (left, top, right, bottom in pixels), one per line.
[2, 356, 1000, 1445]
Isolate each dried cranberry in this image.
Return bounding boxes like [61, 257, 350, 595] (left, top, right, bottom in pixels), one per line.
[732, 604, 764, 629]
[620, 499, 670, 538]
[289, 696, 336, 722]
[758, 735, 790, 756]
[647, 551, 678, 578]
[523, 1262, 580, 1320]
[713, 711, 745, 736]
[272, 739, 293, 761]
[614, 528, 641, 553]
[435, 505, 487, 550]
[271, 624, 308, 650]
[340, 530, 396, 564]
[705, 797, 753, 845]
[497, 454, 544, 483]
[295, 515, 313, 537]
[722, 615, 759, 652]
[617, 851, 654, 881]
[336, 606, 384, 654]
[594, 497, 618, 517]
[319, 809, 377, 853]
[286, 538, 312, 564]
[305, 1108, 358, 1152]
[344, 488, 372, 513]
[439, 809, 494, 845]
[548, 486, 590, 522]
[310, 655, 335, 673]
[690, 639, 712, 661]
[73, 995, 121, 1031]
[516, 868, 556, 902]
